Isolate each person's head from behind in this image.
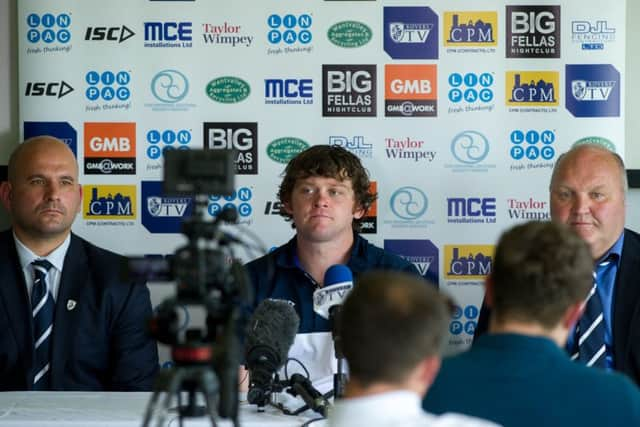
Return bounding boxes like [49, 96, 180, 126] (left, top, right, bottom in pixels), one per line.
[487, 221, 593, 339]
[0, 136, 81, 253]
[277, 145, 375, 235]
[339, 271, 450, 397]
[549, 143, 626, 260]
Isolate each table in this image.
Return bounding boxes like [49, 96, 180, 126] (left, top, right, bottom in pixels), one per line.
[0, 392, 326, 427]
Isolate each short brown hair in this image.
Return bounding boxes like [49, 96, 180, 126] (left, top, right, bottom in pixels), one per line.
[277, 145, 375, 231]
[491, 221, 593, 329]
[339, 271, 450, 387]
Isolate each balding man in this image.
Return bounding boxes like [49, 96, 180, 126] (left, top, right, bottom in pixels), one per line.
[0, 136, 158, 391]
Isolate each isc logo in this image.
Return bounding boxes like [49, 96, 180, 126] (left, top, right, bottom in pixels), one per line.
[207, 128, 253, 150]
[265, 79, 313, 98]
[511, 11, 556, 34]
[144, 22, 192, 41]
[390, 80, 431, 94]
[27, 13, 71, 44]
[25, 81, 74, 98]
[327, 70, 372, 93]
[85, 26, 135, 43]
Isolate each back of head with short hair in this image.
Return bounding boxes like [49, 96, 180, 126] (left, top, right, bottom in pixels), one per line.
[339, 271, 450, 387]
[491, 221, 593, 329]
[277, 145, 376, 231]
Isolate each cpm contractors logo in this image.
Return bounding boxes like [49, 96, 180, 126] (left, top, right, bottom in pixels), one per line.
[443, 11, 497, 51]
[208, 187, 253, 225]
[506, 71, 558, 110]
[384, 239, 439, 285]
[85, 25, 135, 43]
[141, 181, 193, 233]
[323, 64, 376, 117]
[447, 72, 494, 114]
[506, 5, 560, 58]
[202, 22, 253, 47]
[203, 122, 257, 175]
[329, 135, 372, 158]
[24, 121, 77, 157]
[267, 13, 313, 54]
[84, 122, 136, 175]
[26, 13, 72, 54]
[385, 64, 437, 117]
[447, 197, 496, 224]
[327, 21, 372, 48]
[571, 20, 615, 51]
[83, 185, 136, 221]
[506, 197, 550, 222]
[444, 245, 493, 281]
[509, 129, 556, 172]
[566, 64, 620, 118]
[384, 7, 438, 59]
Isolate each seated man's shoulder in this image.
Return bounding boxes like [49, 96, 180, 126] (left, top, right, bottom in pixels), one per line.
[424, 412, 501, 427]
[358, 237, 419, 275]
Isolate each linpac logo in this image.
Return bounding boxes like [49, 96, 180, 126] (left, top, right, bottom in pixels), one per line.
[385, 64, 437, 117]
[265, 78, 313, 105]
[141, 181, 193, 233]
[447, 72, 494, 113]
[385, 136, 436, 162]
[506, 6, 560, 58]
[384, 7, 438, 59]
[25, 81, 74, 99]
[447, 197, 496, 224]
[26, 13, 72, 53]
[206, 77, 250, 103]
[443, 11, 497, 50]
[83, 185, 136, 221]
[329, 136, 373, 158]
[509, 129, 556, 170]
[328, 21, 372, 48]
[84, 122, 136, 175]
[143, 22, 193, 47]
[566, 64, 620, 118]
[323, 64, 376, 117]
[85, 70, 131, 110]
[85, 25, 135, 43]
[209, 187, 253, 225]
[267, 137, 309, 164]
[506, 197, 550, 221]
[384, 240, 439, 285]
[450, 305, 479, 336]
[385, 186, 435, 229]
[506, 71, 559, 108]
[202, 22, 253, 47]
[444, 245, 493, 281]
[267, 14, 313, 54]
[360, 181, 377, 234]
[146, 128, 192, 162]
[24, 121, 77, 157]
[203, 122, 258, 175]
[571, 20, 615, 51]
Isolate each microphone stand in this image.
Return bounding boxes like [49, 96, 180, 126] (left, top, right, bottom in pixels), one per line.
[330, 306, 347, 399]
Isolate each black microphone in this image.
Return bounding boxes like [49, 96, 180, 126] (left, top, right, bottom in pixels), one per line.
[245, 299, 299, 408]
[288, 373, 331, 417]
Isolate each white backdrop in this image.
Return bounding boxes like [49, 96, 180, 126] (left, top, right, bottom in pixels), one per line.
[18, 0, 626, 356]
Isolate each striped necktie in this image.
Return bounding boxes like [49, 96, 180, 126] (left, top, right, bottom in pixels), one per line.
[31, 259, 55, 390]
[573, 259, 610, 368]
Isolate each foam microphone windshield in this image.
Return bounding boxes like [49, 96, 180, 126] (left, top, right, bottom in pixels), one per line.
[245, 299, 300, 406]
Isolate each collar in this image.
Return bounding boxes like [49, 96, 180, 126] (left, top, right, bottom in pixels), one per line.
[277, 233, 369, 271]
[14, 231, 71, 273]
[596, 231, 624, 265]
[331, 390, 423, 424]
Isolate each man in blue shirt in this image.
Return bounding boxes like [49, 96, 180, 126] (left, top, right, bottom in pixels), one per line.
[424, 221, 640, 427]
[475, 143, 640, 385]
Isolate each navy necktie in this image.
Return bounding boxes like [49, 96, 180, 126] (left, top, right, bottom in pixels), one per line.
[573, 260, 610, 368]
[31, 259, 55, 390]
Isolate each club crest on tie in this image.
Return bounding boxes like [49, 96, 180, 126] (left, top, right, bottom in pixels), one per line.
[66, 299, 77, 311]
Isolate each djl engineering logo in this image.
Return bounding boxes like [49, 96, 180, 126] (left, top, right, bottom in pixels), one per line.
[141, 181, 193, 233]
[444, 245, 493, 282]
[384, 239, 439, 285]
[208, 187, 253, 225]
[329, 135, 372, 158]
[267, 13, 313, 54]
[203, 122, 258, 175]
[571, 20, 615, 51]
[443, 11, 497, 52]
[447, 197, 496, 224]
[506, 5, 560, 58]
[384, 7, 438, 59]
[265, 78, 313, 105]
[385, 64, 437, 117]
[506, 71, 559, 111]
[26, 12, 72, 54]
[85, 70, 131, 112]
[84, 122, 136, 175]
[566, 64, 620, 118]
[83, 185, 136, 223]
[509, 129, 556, 172]
[24, 121, 77, 157]
[447, 72, 494, 114]
[323, 64, 376, 117]
[450, 304, 479, 337]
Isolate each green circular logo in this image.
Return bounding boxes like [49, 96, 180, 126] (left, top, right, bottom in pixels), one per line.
[327, 21, 372, 48]
[572, 136, 617, 152]
[206, 76, 250, 103]
[267, 138, 310, 163]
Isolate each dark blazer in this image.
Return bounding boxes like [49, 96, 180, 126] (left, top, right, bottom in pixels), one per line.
[0, 230, 159, 390]
[474, 228, 640, 386]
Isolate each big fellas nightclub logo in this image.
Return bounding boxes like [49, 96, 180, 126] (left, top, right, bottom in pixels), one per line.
[506, 5, 560, 58]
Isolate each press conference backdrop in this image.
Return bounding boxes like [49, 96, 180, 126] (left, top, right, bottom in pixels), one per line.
[18, 0, 625, 356]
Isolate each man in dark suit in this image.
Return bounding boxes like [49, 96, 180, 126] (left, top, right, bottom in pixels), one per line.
[475, 143, 640, 385]
[0, 136, 158, 390]
[424, 221, 640, 426]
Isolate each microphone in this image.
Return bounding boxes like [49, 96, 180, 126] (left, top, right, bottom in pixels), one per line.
[313, 264, 354, 319]
[288, 373, 330, 417]
[245, 299, 299, 408]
